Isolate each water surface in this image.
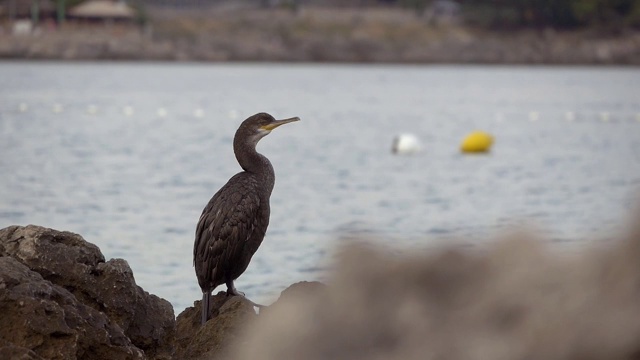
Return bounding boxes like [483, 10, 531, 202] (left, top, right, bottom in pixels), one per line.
[1, 62, 639, 313]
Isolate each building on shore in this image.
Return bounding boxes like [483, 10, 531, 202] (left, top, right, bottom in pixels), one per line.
[67, 0, 137, 24]
[0, 0, 138, 34]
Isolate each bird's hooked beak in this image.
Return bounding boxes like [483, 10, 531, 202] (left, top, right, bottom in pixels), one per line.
[261, 116, 300, 131]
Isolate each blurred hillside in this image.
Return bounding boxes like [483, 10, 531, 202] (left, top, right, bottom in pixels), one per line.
[142, 0, 640, 30]
[0, 0, 639, 63]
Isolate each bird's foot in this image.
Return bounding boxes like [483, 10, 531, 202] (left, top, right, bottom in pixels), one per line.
[226, 286, 245, 297]
[227, 289, 245, 297]
[226, 282, 265, 309]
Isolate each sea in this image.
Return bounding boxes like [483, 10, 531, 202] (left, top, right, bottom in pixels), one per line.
[1, 62, 639, 314]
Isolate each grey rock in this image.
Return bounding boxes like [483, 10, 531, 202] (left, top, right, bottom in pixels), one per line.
[0, 225, 176, 360]
[0, 256, 143, 359]
[234, 225, 640, 360]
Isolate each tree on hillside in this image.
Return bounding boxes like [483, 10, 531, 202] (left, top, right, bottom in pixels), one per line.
[459, 0, 639, 29]
[571, 0, 640, 27]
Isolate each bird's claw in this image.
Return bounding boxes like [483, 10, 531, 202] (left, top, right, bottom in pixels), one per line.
[226, 289, 265, 309]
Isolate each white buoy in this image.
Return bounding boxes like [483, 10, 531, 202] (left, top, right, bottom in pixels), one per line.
[391, 134, 420, 155]
[87, 105, 98, 115]
[600, 112, 610, 122]
[565, 111, 575, 122]
[18, 103, 28, 112]
[123, 106, 134, 117]
[528, 111, 539, 122]
[228, 110, 239, 119]
[194, 108, 205, 118]
[157, 108, 168, 118]
[52, 104, 63, 113]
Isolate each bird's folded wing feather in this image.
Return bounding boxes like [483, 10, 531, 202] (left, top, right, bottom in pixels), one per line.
[194, 175, 262, 285]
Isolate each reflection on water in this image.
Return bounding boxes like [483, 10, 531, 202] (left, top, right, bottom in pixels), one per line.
[0, 62, 639, 313]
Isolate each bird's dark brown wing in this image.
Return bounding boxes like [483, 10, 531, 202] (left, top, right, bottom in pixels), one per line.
[193, 172, 267, 292]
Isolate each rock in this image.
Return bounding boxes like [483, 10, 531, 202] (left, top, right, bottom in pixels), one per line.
[264, 281, 327, 314]
[234, 223, 640, 360]
[0, 342, 45, 360]
[0, 225, 175, 360]
[174, 293, 257, 360]
[0, 256, 143, 359]
[277, 281, 327, 300]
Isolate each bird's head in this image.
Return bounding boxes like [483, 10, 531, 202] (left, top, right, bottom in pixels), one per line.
[237, 112, 300, 145]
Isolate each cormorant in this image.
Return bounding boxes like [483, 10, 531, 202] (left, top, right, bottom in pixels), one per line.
[194, 112, 300, 325]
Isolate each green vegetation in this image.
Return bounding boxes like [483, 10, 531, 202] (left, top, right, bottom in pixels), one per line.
[62, 0, 83, 11]
[456, 0, 640, 30]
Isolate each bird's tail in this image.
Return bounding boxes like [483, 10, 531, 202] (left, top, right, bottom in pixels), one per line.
[201, 291, 210, 326]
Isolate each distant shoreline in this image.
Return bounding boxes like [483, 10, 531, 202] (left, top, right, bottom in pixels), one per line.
[1, 8, 639, 65]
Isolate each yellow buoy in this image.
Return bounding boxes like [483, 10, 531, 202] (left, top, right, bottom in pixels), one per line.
[460, 131, 494, 153]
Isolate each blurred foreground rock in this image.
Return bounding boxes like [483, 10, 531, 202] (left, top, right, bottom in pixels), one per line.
[0, 225, 175, 359]
[234, 218, 640, 360]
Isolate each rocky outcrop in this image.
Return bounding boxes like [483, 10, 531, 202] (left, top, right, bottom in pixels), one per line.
[0, 225, 175, 360]
[0, 224, 316, 360]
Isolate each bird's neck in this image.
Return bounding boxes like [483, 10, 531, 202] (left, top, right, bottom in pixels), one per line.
[234, 141, 275, 189]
